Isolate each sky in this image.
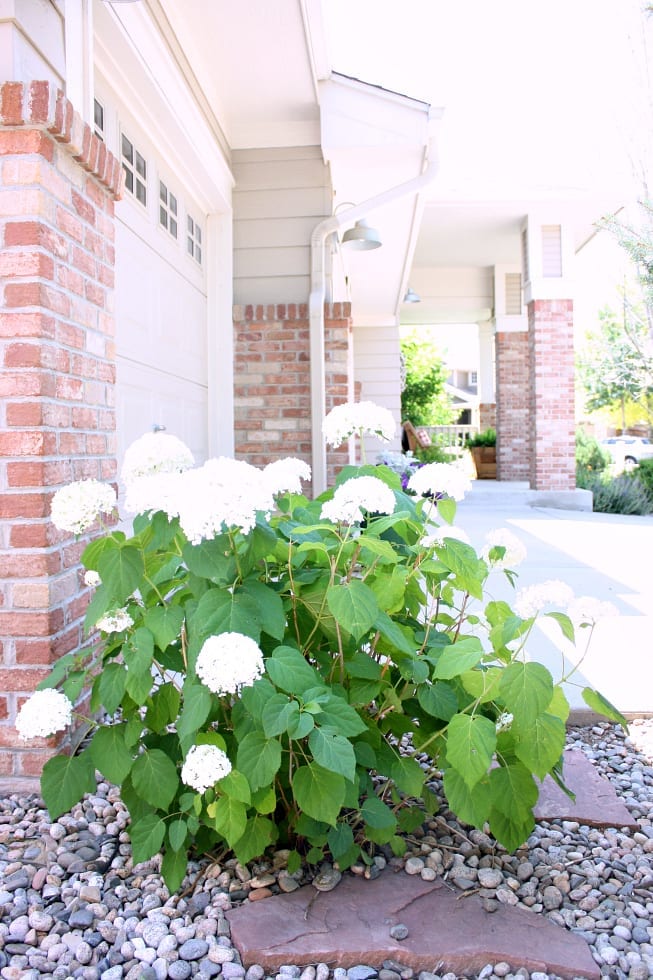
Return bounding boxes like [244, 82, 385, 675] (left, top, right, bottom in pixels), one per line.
[323, 0, 652, 334]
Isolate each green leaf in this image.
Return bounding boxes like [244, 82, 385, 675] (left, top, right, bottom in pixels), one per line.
[182, 535, 236, 584]
[265, 646, 320, 695]
[488, 807, 534, 853]
[251, 785, 276, 814]
[177, 680, 212, 754]
[143, 605, 185, 651]
[436, 497, 457, 524]
[233, 815, 277, 865]
[240, 580, 286, 641]
[445, 713, 496, 789]
[374, 611, 417, 655]
[131, 812, 166, 864]
[433, 636, 484, 680]
[326, 579, 379, 641]
[236, 732, 282, 792]
[443, 768, 492, 827]
[489, 763, 539, 818]
[360, 794, 397, 831]
[96, 662, 127, 714]
[293, 763, 345, 825]
[308, 728, 356, 781]
[81, 532, 124, 570]
[316, 696, 367, 737]
[97, 545, 144, 604]
[41, 753, 96, 821]
[417, 681, 458, 721]
[89, 724, 134, 784]
[546, 610, 576, 643]
[145, 683, 181, 733]
[210, 795, 248, 847]
[160, 846, 188, 892]
[548, 685, 571, 724]
[131, 749, 179, 809]
[288, 711, 315, 739]
[327, 823, 355, 861]
[345, 651, 382, 679]
[582, 688, 628, 728]
[459, 667, 502, 703]
[191, 589, 261, 642]
[219, 769, 252, 805]
[513, 712, 566, 779]
[261, 694, 299, 737]
[168, 818, 188, 851]
[390, 756, 425, 798]
[369, 566, 407, 614]
[499, 661, 554, 726]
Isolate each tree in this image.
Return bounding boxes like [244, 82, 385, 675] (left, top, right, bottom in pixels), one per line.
[400, 331, 456, 426]
[577, 302, 653, 429]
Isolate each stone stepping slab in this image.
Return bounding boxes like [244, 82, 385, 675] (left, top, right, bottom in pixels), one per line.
[534, 748, 639, 829]
[227, 871, 600, 979]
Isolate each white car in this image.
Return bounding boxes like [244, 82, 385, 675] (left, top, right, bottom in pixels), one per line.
[600, 436, 653, 471]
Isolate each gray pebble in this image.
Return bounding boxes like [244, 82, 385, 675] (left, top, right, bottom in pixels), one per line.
[389, 924, 409, 941]
[179, 938, 209, 961]
[167, 962, 192, 980]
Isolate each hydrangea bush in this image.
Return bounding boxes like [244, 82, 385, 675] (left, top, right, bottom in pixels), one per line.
[19, 404, 625, 891]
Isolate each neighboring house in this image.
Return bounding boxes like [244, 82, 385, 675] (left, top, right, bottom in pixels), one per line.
[0, 0, 623, 786]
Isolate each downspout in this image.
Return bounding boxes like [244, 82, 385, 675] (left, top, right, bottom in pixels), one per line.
[309, 140, 439, 495]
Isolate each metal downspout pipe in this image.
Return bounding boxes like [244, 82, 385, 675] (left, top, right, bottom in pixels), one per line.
[309, 144, 439, 496]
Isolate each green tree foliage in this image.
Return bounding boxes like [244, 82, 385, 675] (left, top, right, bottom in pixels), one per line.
[400, 331, 456, 426]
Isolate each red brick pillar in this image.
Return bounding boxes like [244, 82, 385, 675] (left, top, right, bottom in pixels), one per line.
[0, 82, 122, 790]
[478, 404, 496, 431]
[528, 299, 575, 490]
[233, 302, 352, 493]
[495, 331, 530, 482]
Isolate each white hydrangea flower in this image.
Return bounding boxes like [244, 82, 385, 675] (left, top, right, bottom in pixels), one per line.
[407, 463, 472, 501]
[481, 528, 527, 569]
[95, 607, 134, 634]
[264, 457, 312, 495]
[567, 596, 619, 625]
[123, 471, 184, 519]
[15, 689, 73, 740]
[323, 401, 396, 448]
[84, 569, 101, 588]
[514, 580, 575, 619]
[321, 476, 396, 525]
[421, 525, 471, 547]
[121, 432, 194, 486]
[495, 711, 514, 733]
[51, 480, 116, 535]
[176, 458, 276, 545]
[195, 632, 265, 696]
[181, 743, 232, 794]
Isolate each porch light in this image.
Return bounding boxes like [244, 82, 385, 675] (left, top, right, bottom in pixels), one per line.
[341, 219, 382, 251]
[403, 286, 421, 303]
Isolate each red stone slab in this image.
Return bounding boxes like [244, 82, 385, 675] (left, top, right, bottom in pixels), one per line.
[534, 748, 639, 829]
[227, 871, 600, 979]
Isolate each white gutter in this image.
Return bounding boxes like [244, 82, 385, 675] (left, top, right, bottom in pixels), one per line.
[309, 141, 439, 495]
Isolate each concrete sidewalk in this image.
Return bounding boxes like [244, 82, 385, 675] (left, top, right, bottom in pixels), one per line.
[454, 481, 653, 716]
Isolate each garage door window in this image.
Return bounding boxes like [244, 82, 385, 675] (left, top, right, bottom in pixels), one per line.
[122, 134, 147, 206]
[159, 181, 178, 238]
[187, 215, 202, 265]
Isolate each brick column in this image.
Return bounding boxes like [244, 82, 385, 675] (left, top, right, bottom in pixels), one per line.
[478, 404, 496, 431]
[528, 299, 575, 490]
[233, 302, 352, 493]
[495, 331, 530, 482]
[0, 82, 122, 790]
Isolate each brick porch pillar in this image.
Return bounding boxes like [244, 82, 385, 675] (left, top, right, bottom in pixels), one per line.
[528, 299, 575, 490]
[233, 302, 352, 492]
[495, 330, 530, 482]
[0, 82, 122, 790]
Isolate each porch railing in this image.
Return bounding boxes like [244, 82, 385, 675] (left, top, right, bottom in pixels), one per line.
[422, 424, 478, 448]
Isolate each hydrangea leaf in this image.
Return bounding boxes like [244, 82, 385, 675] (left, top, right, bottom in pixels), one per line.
[41, 753, 96, 822]
[445, 712, 496, 789]
[513, 712, 566, 779]
[131, 812, 166, 865]
[95, 662, 127, 715]
[293, 764, 345, 825]
[240, 580, 286, 641]
[489, 807, 535, 853]
[131, 749, 179, 809]
[210, 795, 247, 848]
[145, 682, 181, 733]
[443, 768, 492, 827]
[308, 728, 356, 781]
[233, 815, 277, 865]
[432, 637, 484, 680]
[160, 846, 188, 893]
[265, 645, 320, 695]
[582, 688, 628, 728]
[390, 755, 426, 798]
[236, 732, 282, 791]
[488, 762, 539, 819]
[182, 535, 237, 585]
[498, 661, 554, 726]
[89, 724, 134, 785]
[261, 694, 300, 738]
[167, 817, 188, 852]
[177, 681, 212, 754]
[360, 794, 397, 831]
[326, 580, 379, 642]
[97, 545, 144, 604]
[143, 605, 185, 651]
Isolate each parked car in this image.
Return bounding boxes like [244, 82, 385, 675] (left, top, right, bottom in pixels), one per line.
[600, 436, 653, 471]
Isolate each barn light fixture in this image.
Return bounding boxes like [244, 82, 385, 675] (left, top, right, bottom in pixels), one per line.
[403, 286, 421, 303]
[341, 219, 382, 251]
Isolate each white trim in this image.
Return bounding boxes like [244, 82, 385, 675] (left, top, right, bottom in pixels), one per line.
[64, 0, 94, 122]
[207, 212, 234, 458]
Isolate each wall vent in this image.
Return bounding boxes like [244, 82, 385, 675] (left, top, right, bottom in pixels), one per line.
[542, 224, 562, 277]
[504, 272, 522, 314]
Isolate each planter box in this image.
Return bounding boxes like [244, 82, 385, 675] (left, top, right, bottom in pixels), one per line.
[471, 446, 496, 479]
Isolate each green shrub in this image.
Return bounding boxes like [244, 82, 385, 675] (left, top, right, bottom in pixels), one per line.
[584, 472, 653, 515]
[636, 458, 653, 498]
[575, 430, 611, 488]
[468, 428, 496, 448]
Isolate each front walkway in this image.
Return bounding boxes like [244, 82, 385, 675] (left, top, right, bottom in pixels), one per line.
[456, 481, 653, 716]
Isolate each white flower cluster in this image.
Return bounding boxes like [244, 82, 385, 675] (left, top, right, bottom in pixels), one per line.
[264, 457, 312, 495]
[567, 596, 619, 625]
[323, 401, 396, 448]
[84, 570, 101, 588]
[321, 476, 396, 525]
[481, 528, 527, 569]
[407, 462, 472, 502]
[95, 607, 134, 634]
[514, 579, 575, 619]
[181, 743, 232, 794]
[195, 632, 265, 696]
[421, 525, 471, 548]
[495, 711, 514, 733]
[15, 689, 73, 740]
[121, 432, 195, 485]
[51, 480, 116, 535]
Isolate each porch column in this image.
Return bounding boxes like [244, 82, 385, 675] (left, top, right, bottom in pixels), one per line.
[477, 321, 496, 431]
[493, 264, 528, 481]
[0, 82, 122, 791]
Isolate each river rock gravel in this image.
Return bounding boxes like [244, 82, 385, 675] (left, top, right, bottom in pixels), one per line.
[0, 719, 652, 980]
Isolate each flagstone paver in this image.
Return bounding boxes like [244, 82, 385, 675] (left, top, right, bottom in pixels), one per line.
[534, 748, 639, 828]
[226, 871, 600, 979]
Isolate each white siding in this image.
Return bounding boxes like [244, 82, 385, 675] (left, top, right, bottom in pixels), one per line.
[232, 146, 331, 304]
[353, 323, 403, 456]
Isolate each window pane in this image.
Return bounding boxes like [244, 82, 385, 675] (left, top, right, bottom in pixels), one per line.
[196, 246, 202, 264]
[121, 134, 133, 163]
[170, 218, 177, 239]
[135, 152, 146, 178]
[94, 99, 104, 132]
[170, 194, 177, 215]
[136, 181, 146, 205]
[160, 206, 167, 228]
[187, 215, 194, 234]
[123, 166, 133, 193]
[160, 182, 168, 203]
[187, 237, 194, 255]
[196, 227, 202, 245]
